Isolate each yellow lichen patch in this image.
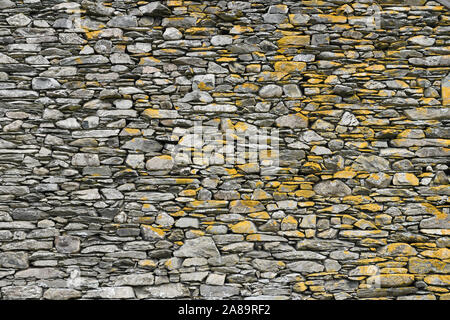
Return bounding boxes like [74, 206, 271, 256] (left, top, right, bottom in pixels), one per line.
[405, 173, 420, 186]
[233, 121, 248, 132]
[351, 265, 380, 276]
[274, 61, 306, 73]
[237, 163, 260, 174]
[167, 0, 182, 6]
[230, 220, 257, 234]
[259, 150, 279, 161]
[224, 168, 238, 175]
[354, 219, 377, 230]
[188, 200, 228, 208]
[185, 27, 215, 35]
[277, 35, 310, 46]
[281, 215, 297, 228]
[382, 243, 418, 257]
[236, 82, 260, 92]
[356, 257, 387, 265]
[347, 141, 369, 149]
[278, 184, 298, 192]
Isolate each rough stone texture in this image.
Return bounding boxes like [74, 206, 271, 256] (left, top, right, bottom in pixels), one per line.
[0, 0, 448, 301]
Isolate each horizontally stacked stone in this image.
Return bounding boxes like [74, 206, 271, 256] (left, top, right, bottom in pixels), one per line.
[0, 0, 448, 300]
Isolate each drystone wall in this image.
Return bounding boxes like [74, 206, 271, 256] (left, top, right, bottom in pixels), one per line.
[0, 0, 449, 300]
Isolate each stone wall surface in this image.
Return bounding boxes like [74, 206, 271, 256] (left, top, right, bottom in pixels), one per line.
[0, 0, 449, 300]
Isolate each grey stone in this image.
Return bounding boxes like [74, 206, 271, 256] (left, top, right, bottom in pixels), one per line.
[314, 180, 352, 197]
[115, 273, 154, 286]
[56, 118, 80, 129]
[55, 236, 80, 253]
[135, 283, 189, 299]
[84, 287, 135, 299]
[0, 186, 29, 196]
[0, 252, 29, 269]
[339, 111, 359, 126]
[128, 192, 175, 201]
[352, 155, 391, 172]
[409, 56, 450, 67]
[2, 286, 42, 300]
[180, 272, 209, 282]
[0, 0, 15, 9]
[287, 261, 324, 273]
[275, 113, 308, 129]
[162, 17, 197, 28]
[122, 138, 163, 152]
[72, 153, 100, 166]
[163, 27, 182, 40]
[6, 13, 31, 26]
[259, 85, 283, 98]
[140, 2, 171, 16]
[174, 237, 220, 258]
[43, 288, 82, 300]
[200, 285, 240, 298]
[107, 16, 138, 28]
[175, 217, 199, 228]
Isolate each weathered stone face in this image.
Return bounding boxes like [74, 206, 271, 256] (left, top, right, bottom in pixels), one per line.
[0, 0, 449, 302]
[54, 236, 80, 254]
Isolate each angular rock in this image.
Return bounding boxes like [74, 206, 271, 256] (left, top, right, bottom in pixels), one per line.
[174, 237, 220, 258]
[314, 180, 352, 197]
[135, 283, 189, 299]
